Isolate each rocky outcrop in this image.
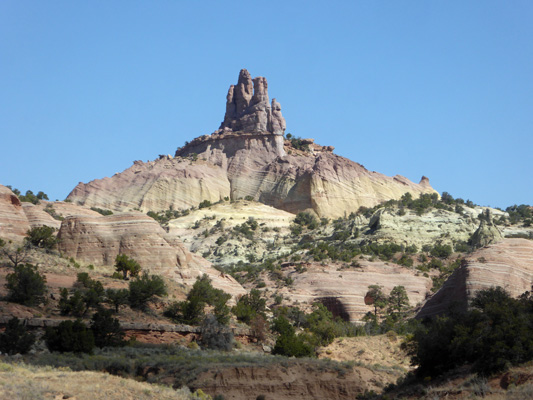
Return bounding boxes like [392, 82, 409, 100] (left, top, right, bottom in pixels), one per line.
[219, 69, 286, 134]
[0, 185, 30, 241]
[365, 207, 484, 249]
[470, 209, 503, 249]
[66, 69, 436, 218]
[417, 238, 533, 318]
[57, 212, 245, 296]
[278, 261, 432, 321]
[0, 184, 105, 242]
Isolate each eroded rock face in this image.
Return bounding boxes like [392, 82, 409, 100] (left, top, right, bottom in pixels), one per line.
[470, 209, 503, 249]
[418, 238, 533, 318]
[66, 69, 436, 218]
[278, 261, 432, 321]
[57, 212, 245, 296]
[219, 69, 286, 135]
[0, 185, 30, 241]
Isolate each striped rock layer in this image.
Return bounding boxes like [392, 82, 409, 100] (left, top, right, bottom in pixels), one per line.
[418, 238, 533, 318]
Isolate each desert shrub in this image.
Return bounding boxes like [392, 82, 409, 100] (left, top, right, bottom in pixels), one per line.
[25, 226, 57, 249]
[506, 204, 532, 225]
[396, 254, 413, 267]
[199, 314, 234, 351]
[114, 254, 141, 279]
[17, 190, 48, 204]
[198, 200, 212, 209]
[59, 288, 86, 317]
[409, 287, 533, 377]
[128, 273, 167, 310]
[45, 319, 95, 353]
[272, 315, 314, 357]
[90, 309, 125, 348]
[90, 207, 113, 216]
[105, 288, 130, 313]
[5, 263, 47, 306]
[232, 289, 266, 324]
[294, 212, 318, 230]
[165, 275, 231, 325]
[0, 317, 35, 355]
[59, 273, 105, 316]
[430, 244, 453, 259]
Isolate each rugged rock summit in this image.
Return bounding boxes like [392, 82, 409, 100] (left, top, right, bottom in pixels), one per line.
[218, 69, 286, 134]
[67, 69, 436, 218]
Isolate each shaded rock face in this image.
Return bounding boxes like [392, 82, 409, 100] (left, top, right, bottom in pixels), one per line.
[67, 70, 436, 218]
[219, 69, 286, 134]
[418, 238, 533, 318]
[57, 212, 245, 296]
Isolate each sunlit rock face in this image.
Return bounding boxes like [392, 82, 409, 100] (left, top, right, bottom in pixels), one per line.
[418, 238, 533, 318]
[66, 69, 436, 218]
[57, 212, 245, 297]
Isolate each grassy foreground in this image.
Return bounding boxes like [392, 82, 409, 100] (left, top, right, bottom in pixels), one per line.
[0, 360, 191, 400]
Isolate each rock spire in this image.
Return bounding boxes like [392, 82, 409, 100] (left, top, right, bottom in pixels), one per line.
[218, 69, 286, 135]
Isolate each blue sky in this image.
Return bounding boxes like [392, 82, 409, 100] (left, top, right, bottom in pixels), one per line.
[1, 1, 531, 208]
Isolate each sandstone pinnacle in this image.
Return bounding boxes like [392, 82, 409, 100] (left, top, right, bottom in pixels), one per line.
[219, 69, 286, 135]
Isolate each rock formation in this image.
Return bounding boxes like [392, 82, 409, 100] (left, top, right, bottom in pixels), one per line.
[470, 209, 503, 249]
[57, 212, 245, 296]
[277, 261, 432, 321]
[66, 69, 437, 218]
[218, 69, 286, 135]
[0, 184, 103, 242]
[417, 238, 533, 318]
[0, 185, 30, 241]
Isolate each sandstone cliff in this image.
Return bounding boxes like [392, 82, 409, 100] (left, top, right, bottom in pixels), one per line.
[417, 238, 533, 318]
[66, 69, 436, 218]
[277, 261, 432, 322]
[57, 212, 245, 296]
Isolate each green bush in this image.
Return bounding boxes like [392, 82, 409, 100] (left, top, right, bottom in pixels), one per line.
[25, 226, 57, 249]
[45, 319, 95, 353]
[165, 275, 230, 325]
[6, 263, 47, 306]
[128, 273, 167, 310]
[90, 309, 125, 348]
[105, 288, 130, 313]
[232, 289, 266, 324]
[0, 317, 35, 355]
[114, 254, 141, 279]
[272, 316, 314, 357]
[409, 287, 533, 376]
[90, 207, 113, 216]
[430, 244, 453, 259]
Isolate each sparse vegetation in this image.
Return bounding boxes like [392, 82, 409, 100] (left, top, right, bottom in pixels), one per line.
[5, 263, 47, 306]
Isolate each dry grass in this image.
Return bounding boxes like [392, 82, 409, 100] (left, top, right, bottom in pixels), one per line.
[317, 334, 412, 372]
[0, 361, 191, 400]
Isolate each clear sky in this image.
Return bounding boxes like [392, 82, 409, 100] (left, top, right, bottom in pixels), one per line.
[1, 1, 531, 209]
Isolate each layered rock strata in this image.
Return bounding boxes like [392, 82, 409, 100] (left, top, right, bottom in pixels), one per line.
[57, 212, 245, 296]
[417, 238, 533, 318]
[278, 261, 432, 321]
[67, 69, 436, 218]
[0, 185, 31, 241]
